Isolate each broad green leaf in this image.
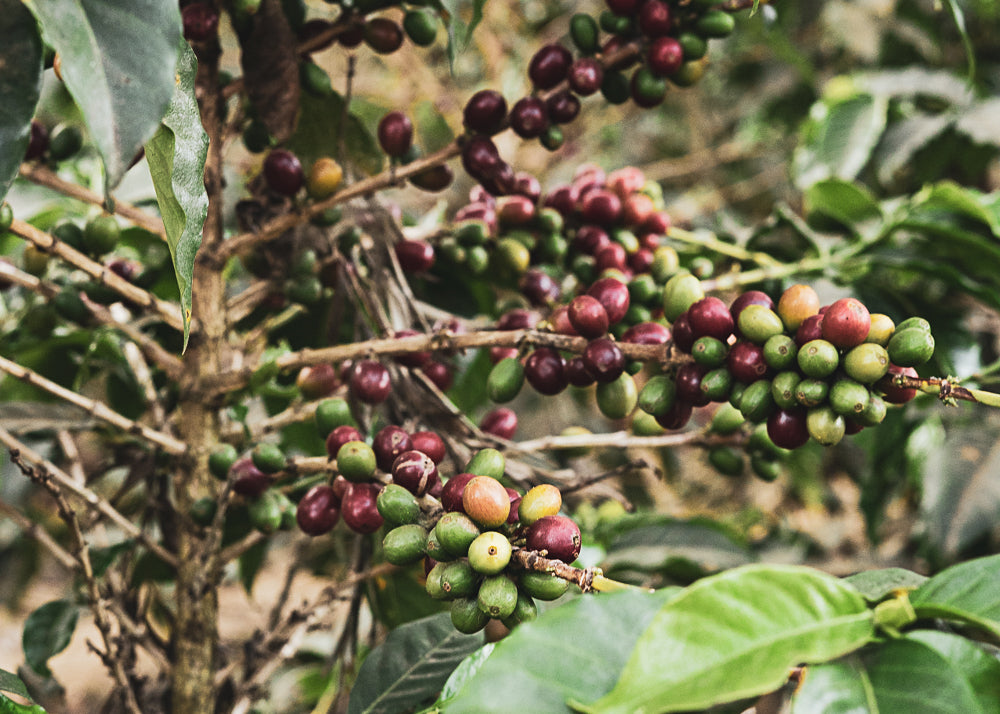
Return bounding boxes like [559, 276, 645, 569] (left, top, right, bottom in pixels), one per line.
[26, 0, 182, 190]
[145, 40, 208, 351]
[22, 600, 79, 678]
[803, 178, 882, 237]
[0, 670, 30, 701]
[582, 565, 875, 714]
[441, 589, 678, 714]
[910, 182, 1000, 236]
[0, 0, 43, 202]
[911, 553, 1000, 639]
[286, 91, 383, 179]
[844, 568, 927, 603]
[0, 694, 47, 714]
[793, 94, 887, 190]
[791, 659, 876, 714]
[873, 115, 953, 190]
[415, 101, 456, 154]
[430, 642, 495, 708]
[348, 612, 483, 714]
[905, 631, 1000, 710]
[600, 516, 753, 580]
[88, 540, 135, 578]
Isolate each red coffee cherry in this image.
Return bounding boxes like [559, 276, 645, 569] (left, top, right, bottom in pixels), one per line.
[395, 239, 435, 273]
[526, 515, 582, 562]
[392, 450, 438, 495]
[638, 0, 672, 37]
[441, 472, 476, 513]
[326, 425, 364, 460]
[341, 483, 384, 534]
[821, 298, 871, 349]
[546, 91, 581, 124]
[182, 2, 219, 42]
[587, 277, 631, 325]
[529, 43, 573, 89]
[568, 295, 610, 339]
[372, 425, 412, 472]
[296, 485, 341, 536]
[464, 90, 508, 135]
[568, 58, 604, 96]
[688, 296, 735, 341]
[481, 407, 518, 440]
[582, 337, 626, 383]
[646, 36, 683, 76]
[621, 321, 671, 345]
[350, 360, 392, 404]
[727, 341, 768, 384]
[377, 111, 414, 158]
[410, 430, 447, 463]
[263, 149, 304, 197]
[524, 348, 569, 395]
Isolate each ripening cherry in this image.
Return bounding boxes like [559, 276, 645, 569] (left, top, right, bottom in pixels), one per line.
[377, 111, 414, 158]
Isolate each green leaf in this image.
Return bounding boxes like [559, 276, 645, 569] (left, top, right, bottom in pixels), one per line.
[941, 0, 975, 82]
[581, 565, 875, 714]
[0, 693, 47, 714]
[793, 94, 887, 190]
[436, 643, 495, 704]
[415, 100, 456, 154]
[286, 91, 384, 178]
[26, 0, 182, 191]
[911, 553, 1000, 639]
[88, 539, 135, 578]
[905, 631, 1000, 710]
[910, 182, 1000, 236]
[791, 659, 877, 714]
[802, 178, 882, 237]
[441, 589, 678, 713]
[845, 568, 927, 603]
[0, 0, 43, 202]
[145, 40, 208, 351]
[238, 537, 268, 594]
[22, 600, 79, 678]
[348, 612, 484, 714]
[0, 669, 31, 701]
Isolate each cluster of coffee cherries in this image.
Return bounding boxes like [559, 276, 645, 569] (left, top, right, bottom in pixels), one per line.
[456, 0, 741, 190]
[641, 280, 934, 452]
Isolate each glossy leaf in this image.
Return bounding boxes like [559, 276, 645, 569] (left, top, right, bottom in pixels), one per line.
[803, 178, 882, 237]
[435, 643, 495, 704]
[0, 694, 47, 714]
[581, 565, 875, 714]
[793, 94, 887, 190]
[905, 631, 1000, 710]
[0, 669, 30, 701]
[286, 91, 383, 177]
[0, 0, 43, 202]
[911, 553, 1000, 639]
[145, 40, 208, 351]
[441, 589, 678, 713]
[791, 659, 876, 714]
[22, 600, 79, 678]
[845, 568, 927, 603]
[348, 612, 483, 714]
[26, 0, 182, 190]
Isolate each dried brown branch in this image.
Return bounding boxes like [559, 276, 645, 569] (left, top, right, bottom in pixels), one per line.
[0, 496, 79, 570]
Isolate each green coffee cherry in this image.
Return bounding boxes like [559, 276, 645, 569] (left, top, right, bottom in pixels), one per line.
[795, 378, 829, 408]
[425, 529, 453, 562]
[465, 448, 505, 479]
[738, 305, 785, 344]
[797, 339, 839, 379]
[451, 597, 489, 634]
[82, 215, 120, 257]
[651, 246, 680, 283]
[425, 562, 448, 599]
[439, 560, 481, 599]
[501, 590, 538, 629]
[377, 483, 421, 527]
[638, 375, 677, 417]
[771, 371, 801, 410]
[631, 411, 666, 436]
[843, 343, 889, 384]
[895, 317, 930, 333]
[695, 9, 736, 38]
[700, 368, 733, 403]
[708, 402, 745, 435]
[739, 379, 774, 423]
[249, 489, 284, 534]
[467, 531, 512, 575]
[750, 453, 782, 482]
[208, 444, 239, 481]
[382, 524, 428, 566]
[436, 512, 482, 557]
[596, 372, 638, 420]
[857, 393, 887, 426]
[252, 443, 286, 474]
[477, 574, 518, 619]
[403, 8, 438, 46]
[763, 334, 798, 371]
[519, 571, 569, 600]
[189, 496, 218, 527]
[829, 379, 870, 416]
[806, 407, 846, 446]
[662, 272, 704, 321]
[677, 32, 707, 60]
[315, 398, 355, 436]
[487, 357, 525, 403]
[692, 336, 728, 367]
[887, 327, 935, 367]
[0, 203, 12, 232]
[708, 446, 744, 477]
[337, 441, 377, 482]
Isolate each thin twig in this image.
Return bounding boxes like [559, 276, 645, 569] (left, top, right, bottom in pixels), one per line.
[0, 497, 79, 570]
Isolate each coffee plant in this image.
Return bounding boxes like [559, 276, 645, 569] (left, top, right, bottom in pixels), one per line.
[1, 0, 1000, 712]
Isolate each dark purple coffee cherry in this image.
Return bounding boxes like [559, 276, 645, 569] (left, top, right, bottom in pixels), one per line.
[638, 0, 672, 36]
[338, 22, 365, 48]
[411, 431, 446, 464]
[481, 407, 518, 440]
[377, 111, 414, 158]
[568, 295, 610, 339]
[263, 149, 304, 197]
[230, 457, 272, 498]
[727, 341, 767, 383]
[580, 189, 623, 226]
[296, 363, 339, 399]
[514, 172, 542, 202]
[582, 338, 626, 383]
[392, 449, 438, 495]
[795, 313, 825, 347]
[529, 43, 573, 89]
[674, 362, 710, 407]
[481, 161, 517, 196]
[182, 2, 219, 42]
[24, 120, 49, 161]
[496, 308, 539, 331]
[767, 408, 810, 450]
[524, 348, 568, 395]
[461, 135, 502, 182]
[464, 90, 508, 135]
[605, 0, 639, 17]
[655, 399, 693, 430]
[526, 515, 582, 562]
[395, 239, 435, 273]
[350, 360, 392, 404]
[341, 483, 384, 534]
[566, 356, 597, 387]
[622, 321, 671, 345]
[568, 58, 604, 96]
[688, 296, 735, 341]
[573, 225, 611, 255]
[729, 290, 775, 325]
[420, 360, 454, 391]
[410, 163, 454, 192]
[296, 485, 341, 536]
[509, 97, 549, 139]
[546, 91, 581, 124]
[594, 243, 628, 273]
[587, 277, 631, 325]
[520, 269, 561, 306]
[442, 473, 475, 513]
[364, 18, 404, 54]
[392, 329, 431, 369]
[373, 425, 412, 472]
[326, 425, 365, 459]
[544, 184, 580, 217]
[646, 36, 684, 76]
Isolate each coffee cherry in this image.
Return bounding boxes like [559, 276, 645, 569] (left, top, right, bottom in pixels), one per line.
[843, 343, 889, 384]
[410, 163, 454, 192]
[727, 341, 767, 383]
[395, 239, 435, 273]
[688, 296, 734, 341]
[638, 0, 672, 36]
[410, 431, 446, 464]
[763, 334, 798, 371]
[529, 43, 573, 89]
[364, 18, 404, 54]
[509, 96, 549, 139]
[436, 512, 482, 557]
[296, 364, 338, 400]
[326, 425, 364, 460]
[526, 515, 581, 562]
[595, 372, 638, 418]
[487, 357, 526, 404]
[821, 298, 871, 349]
[880, 365, 918, 404]
[569, 58, 604, 95]
[829, 379, 870, 416]
[738, 305, 785, 344]
[341, 483, 384, 534]
[696, 9, 736, 37]
[524, 348, 568, 395]
[382, 524, 428, 566]
[372, 425, 412, 472]
[231, 457, 272, 497]
[622, 321, 671, 345]
[442, 473, 475, 513]
[866, 314, 896, 346]
[646, 36, 683, 77]
[583, 337, 626, 383]
[481, 407, 518, 440]
[387, 450, 434, 495]
[547, 91, 581, 124]
[588, 277, 631, 325]
[520, 268, 560, 306]
[797, 339, 839, 379]
[767, 408, 809, 449]
[296, 485, 341, 535]
[777, 284, 820, 331]
[887, 327, 935, 367]
[403, 8, 438, 46]
[630, 66, 668, 108]
[377, 111, 414, 158]
[466, 447, 506, 479]
[451, 597, 489, 633]
[807, 407, 845, 446]
[461, 135, 502, 182]
[439, 560, 481, 599]
[307, 157, 343, 198]
[252, 443, 286, 474]
[566, 357, 596, 387]
[581, 189, 623, 226]
[48, 124, 82, 161]
[478, 574, 519, 619]
[263, 149, 304, 197]
[771, 371, 801, 410]
[518, 484, 562, 525]
[182, 2, 219, 41]
[656, 400, 694, 430]
[377, 483, 421, 527]
[692, 336, 728, 368]
[464, 90, 508, 135]
[82, 215, 120, 257]
[208, 444, 239, 481]
[568, 295, 610, 339]
[421, 361, 455, 392]
[663, 273, 705, 321]
[795, 314, 825, 347]
[462, 475, 510, 527]
[795, 379, 828, 408]
[336, 441, 377, 482]
[520, 570, 570, 600]
[468, 531, 512, 574]
[349, 360, 392, 404]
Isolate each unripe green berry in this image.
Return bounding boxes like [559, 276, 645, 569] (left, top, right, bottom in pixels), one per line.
[477, 574, 519, 619]
[436, 512, 482, 557]
[467, 531, 512, 574]
[518, 484, 562, 525]
[337, 440, 377, 482]
[251, 443, 286, 474]
[208, 444, 239, 481]
[382, 524, 428, 566]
